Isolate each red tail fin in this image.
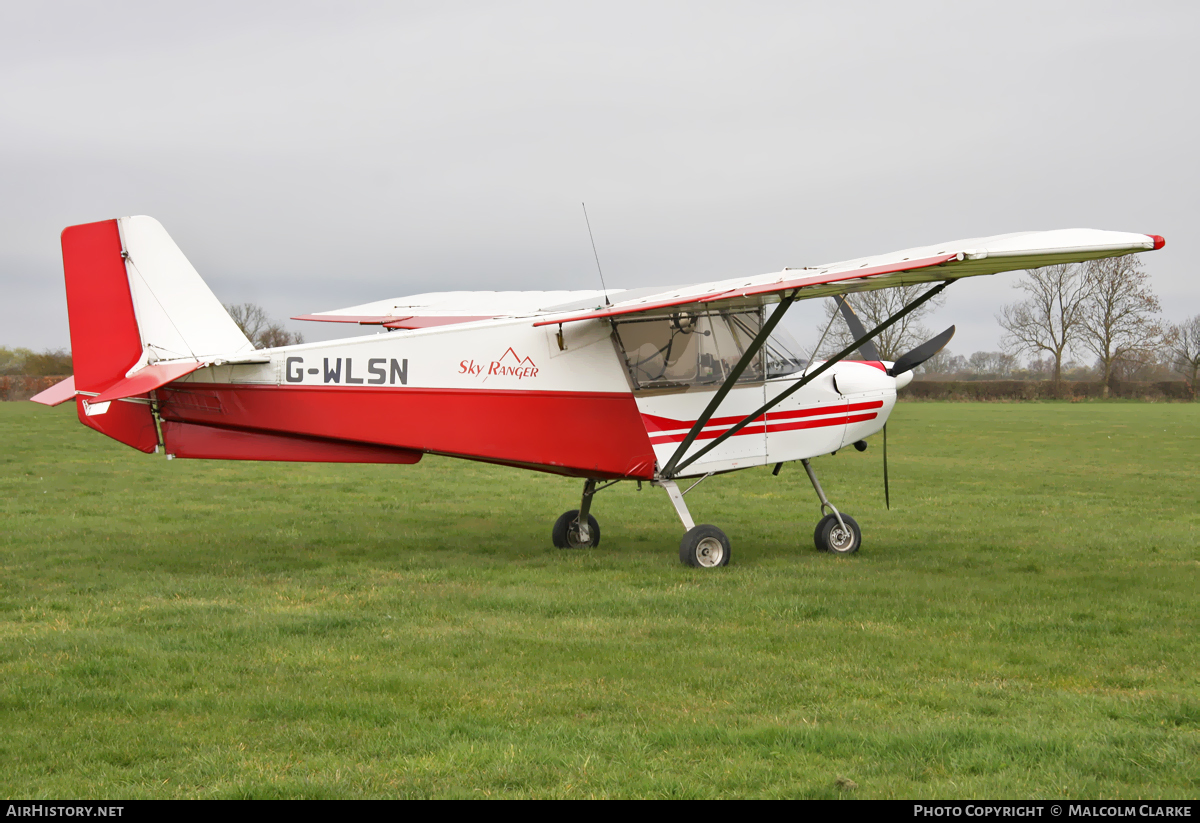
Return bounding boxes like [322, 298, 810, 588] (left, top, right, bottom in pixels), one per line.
[61, 220, 158, 452]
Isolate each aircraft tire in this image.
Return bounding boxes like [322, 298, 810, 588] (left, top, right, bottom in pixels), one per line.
[818, 513, 861, 555]
[679, 525, 731, 568]
[814, 514, 837, 551]
[552, 510, 600, 549]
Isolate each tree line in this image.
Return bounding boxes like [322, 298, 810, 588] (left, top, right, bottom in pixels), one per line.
[0, 348, 73, 376]
[815, 253, 1199, 397]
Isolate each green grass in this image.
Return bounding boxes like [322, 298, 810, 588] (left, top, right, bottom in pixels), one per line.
[1, 402, 1197, 799]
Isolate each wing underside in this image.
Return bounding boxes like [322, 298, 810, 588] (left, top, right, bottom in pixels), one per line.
[533, 229, 1164, 325]
[291, 229, 1162, 331]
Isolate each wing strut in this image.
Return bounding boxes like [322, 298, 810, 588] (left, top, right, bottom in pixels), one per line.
[659, 290, 800, 477]
[663, 280, 951, 479]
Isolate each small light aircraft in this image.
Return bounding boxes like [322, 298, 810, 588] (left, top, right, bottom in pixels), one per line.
[33, 217, 1163, 567]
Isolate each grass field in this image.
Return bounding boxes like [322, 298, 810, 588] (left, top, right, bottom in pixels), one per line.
[1, 401, 1197, 799]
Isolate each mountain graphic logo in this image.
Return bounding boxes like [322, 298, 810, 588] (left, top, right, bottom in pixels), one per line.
[481, 348, 539, 381]
[495, 348, 535, 367]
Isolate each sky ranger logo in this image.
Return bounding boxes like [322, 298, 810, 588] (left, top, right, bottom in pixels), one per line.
[285, 356, 407, 385]
[459, 348, 539, 382]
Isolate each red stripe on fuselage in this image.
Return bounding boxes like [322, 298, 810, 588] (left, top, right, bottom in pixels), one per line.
[641, 400, 883, 436]
[647, 411, 878, 444]
[158, 384, 658, 480]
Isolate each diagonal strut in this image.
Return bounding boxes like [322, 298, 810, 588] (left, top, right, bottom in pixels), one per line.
[664, 280, 950, 478]
[659, 290, 799, 477]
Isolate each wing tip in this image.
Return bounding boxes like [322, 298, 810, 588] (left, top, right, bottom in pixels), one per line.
[1148, 234, 1166, 250]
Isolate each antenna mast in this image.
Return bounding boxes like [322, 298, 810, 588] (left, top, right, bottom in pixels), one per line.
[582, 202, 611, 307]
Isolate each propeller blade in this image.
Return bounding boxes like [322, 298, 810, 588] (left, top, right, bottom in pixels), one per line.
[835, 295, 882, 362]
[883, 423, 890, 511]
[889, 325, 955, 377]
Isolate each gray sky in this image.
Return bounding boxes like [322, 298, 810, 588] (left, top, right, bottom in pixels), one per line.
[2, 1, 1196, 358]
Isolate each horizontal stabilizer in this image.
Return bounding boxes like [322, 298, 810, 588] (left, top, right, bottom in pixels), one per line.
[92, 362, 203, 404]
[29, 376, 77, 407]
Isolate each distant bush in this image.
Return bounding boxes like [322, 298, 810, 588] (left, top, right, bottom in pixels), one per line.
[902, 380, 1192, 401]
[0, 347, 72, 377]
[1, 375, 69, 402]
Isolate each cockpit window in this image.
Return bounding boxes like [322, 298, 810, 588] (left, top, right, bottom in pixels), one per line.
[750, 319, 806, 379]
[613, 308, 806, 391]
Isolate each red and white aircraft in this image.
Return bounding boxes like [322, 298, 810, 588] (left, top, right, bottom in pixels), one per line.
[33, 217, 1164, 567]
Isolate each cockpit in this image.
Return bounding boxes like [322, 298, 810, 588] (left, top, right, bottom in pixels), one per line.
[612, 308, 806, 392]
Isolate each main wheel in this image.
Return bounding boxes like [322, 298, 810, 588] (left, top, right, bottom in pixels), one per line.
[552, 510, 600, 548]
[817, 513, 861, 555]
[814, 514, 837, 551]
[679, 525, 731, 568]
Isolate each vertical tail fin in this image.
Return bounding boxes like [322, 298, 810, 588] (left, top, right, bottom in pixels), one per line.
[60, 216, 254, 452]
[118, 216, 254, 365]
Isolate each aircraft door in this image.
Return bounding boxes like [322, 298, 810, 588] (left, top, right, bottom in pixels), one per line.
[615, 311, 768, 475]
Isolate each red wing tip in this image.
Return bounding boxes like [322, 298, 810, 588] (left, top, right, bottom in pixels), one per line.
[1148, 235, 1166, 250]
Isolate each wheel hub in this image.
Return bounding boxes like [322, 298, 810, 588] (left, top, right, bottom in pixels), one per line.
[829, 526, 852, 550]
[695, 536, 725, 567]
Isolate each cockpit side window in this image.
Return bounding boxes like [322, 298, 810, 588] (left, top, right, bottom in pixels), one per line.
[614, 308, 802, 392]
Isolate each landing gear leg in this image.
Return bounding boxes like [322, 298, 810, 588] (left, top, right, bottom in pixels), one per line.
[553, 479, 601, 549]
[802, 458, 861, 554]
[655, 479, 731, 568]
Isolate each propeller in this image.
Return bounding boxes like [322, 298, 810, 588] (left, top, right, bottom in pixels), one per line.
[889, 325, 956, 377]
[834, 295, 957, 511]
[835, 293, 955, 376]
[835, 296, 882, 361]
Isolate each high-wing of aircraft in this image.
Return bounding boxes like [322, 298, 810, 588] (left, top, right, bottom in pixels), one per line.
[32, 217, 1164, 567]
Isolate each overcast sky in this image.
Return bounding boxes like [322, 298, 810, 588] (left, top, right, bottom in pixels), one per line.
[2, 1, 1196, 358]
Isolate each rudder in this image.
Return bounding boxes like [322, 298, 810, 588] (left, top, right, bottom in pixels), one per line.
[61, 219, 158, 452]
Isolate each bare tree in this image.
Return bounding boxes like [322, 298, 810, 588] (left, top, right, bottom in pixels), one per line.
[966, 351, 1019, 378]
[257, 322, 305, 348]
[224, 303, 304, 349]
[225, 303, 271, 342]
[1078, 254, 1162, 396]
[917, 347, 960, 377]
[997, 263, 1090, 388]
[814, 285, 946, 361]
[1167, 315, 1200, 399]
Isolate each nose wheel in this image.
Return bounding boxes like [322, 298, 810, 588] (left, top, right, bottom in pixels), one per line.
[815, 513, 860, 554]
[804, 459, 862, 555]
